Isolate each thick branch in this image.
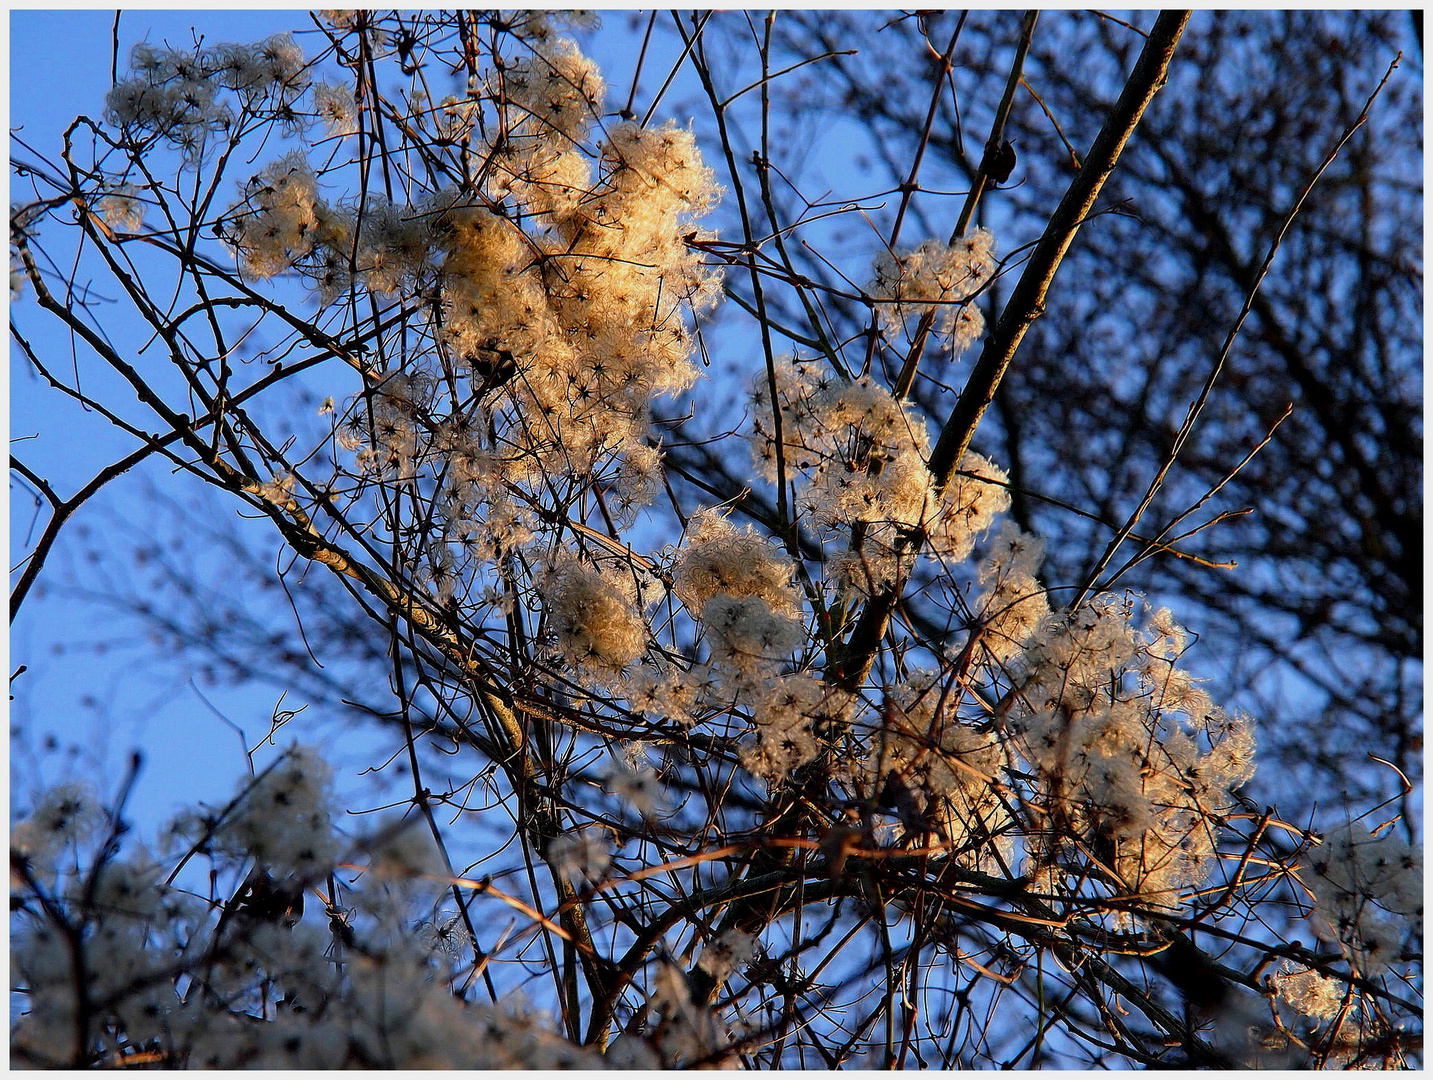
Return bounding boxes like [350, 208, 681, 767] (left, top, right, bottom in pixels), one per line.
[831, 11, 1190, 691]
[927, 10, 1190, 487]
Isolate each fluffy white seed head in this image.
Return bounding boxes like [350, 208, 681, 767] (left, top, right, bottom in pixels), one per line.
[542, 555, 647, 684]
[872, 229, 997, 353]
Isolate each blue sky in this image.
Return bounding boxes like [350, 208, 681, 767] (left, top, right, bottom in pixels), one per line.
[10, 11, 384, 826]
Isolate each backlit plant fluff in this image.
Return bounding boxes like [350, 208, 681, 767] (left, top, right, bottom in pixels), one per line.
[10, 10, 1420, 1070]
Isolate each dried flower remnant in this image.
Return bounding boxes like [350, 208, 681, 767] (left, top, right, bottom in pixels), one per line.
[105, 34, 309, 156]
[10, 752, 617, 1069]
[497, 37, 605, 144]
[605, 755, 663, 817]
[863, 670, 1012, 869]
[416, 911, 473, 960]
[96, 184, 145, 231]
[752, 362, 1009, 593]
[548, 827, 612, 885]
[650, 960, 731, 1067]
[360, 814, 446, 882]
[1303, 821, 1422, 976]
[542, 554, 647, 685]
[206, 29, 721, 602]
[11, 784, 102, 876]
[310, 80, 358, 137]
[1274, 962, 1346, 1023]
[621, 663, 702, 728]
[701, 593, 803, 676]
[672, 508, 802, 620]
[740, 673, 855, 784]
[212, 744, 339, 881]
[973, 519, 1051, 663]
[872, 229, 997, 353]
[231, 153, 326, 279]
[1009, 598, 1257, 906]
[696, 929, 758, 984]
